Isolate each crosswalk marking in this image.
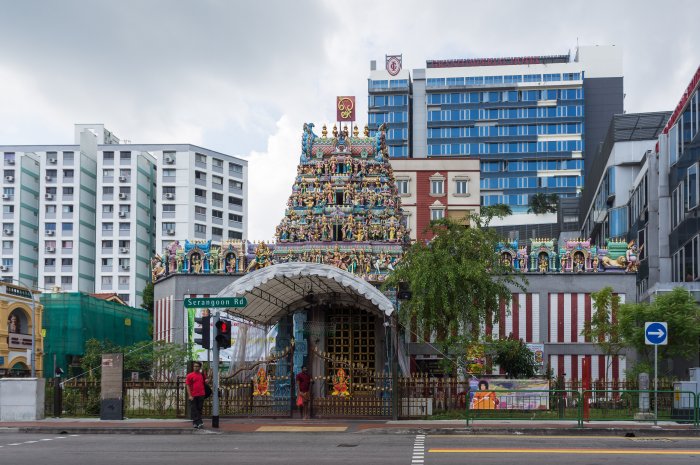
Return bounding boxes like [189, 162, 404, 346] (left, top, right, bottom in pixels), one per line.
[411, 434, 426, 465]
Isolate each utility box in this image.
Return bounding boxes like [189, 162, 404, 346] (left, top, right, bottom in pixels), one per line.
[672, 381, 698, 421]
[689, 367, 700, 382]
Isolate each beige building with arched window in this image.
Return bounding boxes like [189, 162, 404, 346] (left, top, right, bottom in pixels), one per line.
[0, 282, 43, 376]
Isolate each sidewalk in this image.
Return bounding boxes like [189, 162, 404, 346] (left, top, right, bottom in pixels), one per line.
[1, 417, 699, 436]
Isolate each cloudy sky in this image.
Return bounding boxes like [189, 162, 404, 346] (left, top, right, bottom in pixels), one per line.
[1, 0, 698, 240]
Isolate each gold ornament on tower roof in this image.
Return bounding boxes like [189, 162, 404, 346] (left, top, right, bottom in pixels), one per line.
[353, 125, 359, 137]
[332, 124, 338, 138]
[322, 124, 328, 138]
[342, 125, 349, 137]
[364, 125, 369, 137]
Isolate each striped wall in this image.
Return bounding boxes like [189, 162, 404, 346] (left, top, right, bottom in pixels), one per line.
[154, 293, 211, 344]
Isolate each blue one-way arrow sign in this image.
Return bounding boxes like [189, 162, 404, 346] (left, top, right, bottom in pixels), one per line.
[645, 322, 668, 345]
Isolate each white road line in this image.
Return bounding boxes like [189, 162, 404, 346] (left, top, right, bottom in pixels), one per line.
[40, 439, 53, 441]
[411, 434, 426, 465]
[7, 443, 22, 446]
[24, 441, 38, 444]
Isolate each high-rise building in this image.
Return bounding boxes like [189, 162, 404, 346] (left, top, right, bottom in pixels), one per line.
[369, 46, 623, 227]
[0, 124, 248, 306]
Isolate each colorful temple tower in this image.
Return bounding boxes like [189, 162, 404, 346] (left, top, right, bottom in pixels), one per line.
[272, 122, 407, 281]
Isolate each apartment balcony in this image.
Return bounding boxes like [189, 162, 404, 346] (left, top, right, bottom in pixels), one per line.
[119, 229, 131, 237]
[212, 164, 223, 174]
[195, 160, 207, 169]
[44, 266, 56, 273]
[212, 183, 223, 191]
[103, 194, 114, 201]
[212, 217, 223, 225]
[3, 213, 14, 220]
[101, 265, 113, 272]
[194, 195, 206, 204]
[162, 211, 175, 219]
[212, 199, 223, 208]
[102, 211, 114, 219]
[45, 212, 56, 220]
[63, 176, 74, 183]
[194, 231, 207, 240]
[195, 178, 207, 187]
[195, 214, 206, 223]
[103, 176, 114, 183]
[118, 283, 130, 291]
[102, 248, 114, 255]
[229, 220, 243, 229]
[229, 187, 243, 196]
[162, 175, 176, 183]
[63, 194, 74, 201]
[61, 265, 73, 272]
[102, 230, 114, 237]
[62, 211, 74, 219]
[229, 204, 243, 213]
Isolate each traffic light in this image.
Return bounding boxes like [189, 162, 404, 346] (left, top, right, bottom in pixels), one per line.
[194, 314, 211, 349]
[215, 319, 232, 349]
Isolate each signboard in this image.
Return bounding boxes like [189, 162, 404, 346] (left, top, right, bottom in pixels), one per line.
[336, 96, 355, 122]
[100, 352, 124, 420]
[386, 54, 402, 76]
[469, 378, 550, 410]
[526, 343, 545, 374]
[184, 296, 248, 308]
[645, 322, 668, 345]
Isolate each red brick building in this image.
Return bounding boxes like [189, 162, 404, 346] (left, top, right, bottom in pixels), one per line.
[390, 158, 480, 241]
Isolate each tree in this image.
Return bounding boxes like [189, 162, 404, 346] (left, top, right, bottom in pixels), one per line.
[141, 281, 155, 338]
[385, 213, 526, 367]
[581, 286, 626, 380]
[527, 193, 559, 214]
[618, 287, 700, 371]
[490, 337, 537, 379]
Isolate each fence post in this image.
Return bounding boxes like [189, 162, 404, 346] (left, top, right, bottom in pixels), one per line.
[465, 383, 470, 427]
[696, 392, 699, 429]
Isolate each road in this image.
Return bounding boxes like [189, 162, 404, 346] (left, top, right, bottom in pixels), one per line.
[1, 432, 700, 464]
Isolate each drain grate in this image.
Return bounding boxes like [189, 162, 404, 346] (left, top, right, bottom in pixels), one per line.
[337, 444, 358, 447]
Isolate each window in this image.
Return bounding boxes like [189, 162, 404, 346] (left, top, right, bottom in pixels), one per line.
[61, 240, 73, 249]
[2, 240, 12, 249]
[119, 223, 130, 231]
[230, 163, 243, 174]
[62, 205, 73, 213]
[103, 186, 114, 196]
[228, 231, 243, 239]
[195, 224, 207, 234]
[212, 192, 224, 202]
[45, 205, 56, 214]
[212, 175, 223, 186]
[455, 178, 470, 195]
[163, 168, 176, 178]
[63, 187, 74, 195]
[229, 180, 243, 190]
[103, 169, 114, 178]
[103, 222, 114, 231]
[430, 179, 444, 195]
[229, 213, 243, 222]
[195, 171, 206, 181]
[195, 206, 207, 215]
[194, 188, 206, 198]
[101, 276, 113, 287]
[212, 227, 223, 236]
[162, 186, 175, 195]
[213, 158, 223, 169]
[396, 179, 409, 195]
[61, 258, 73, 266]
[44, 258, 55, 266]
[229, 197, 243, 206]
[102, 240, 113, 249]
[195, 153, 207, 164]
[120, 151, 131, 162]
[103, 204, 114, 213]
[162, 222, 175, 232]
[103, 151, 114, 162]
[162, 204, 175, 213]
[62, 223, 73, 234]
[212, 209, 223, 219]
[431, 208, 445, 220]
[688, 163, 698, 210]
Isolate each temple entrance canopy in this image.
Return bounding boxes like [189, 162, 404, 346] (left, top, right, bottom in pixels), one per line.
[214, 262, 394, 326]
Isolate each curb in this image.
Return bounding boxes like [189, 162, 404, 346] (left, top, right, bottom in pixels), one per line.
[360, 427, 700, 437]
[12, 427, 214, 435]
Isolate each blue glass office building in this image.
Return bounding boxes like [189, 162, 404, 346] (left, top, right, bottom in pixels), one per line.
[369, 46, 623, 218]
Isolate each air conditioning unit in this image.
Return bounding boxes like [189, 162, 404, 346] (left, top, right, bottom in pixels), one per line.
[45, 246, 55, 252]
[48, 157, 57, 164]
[164, 156, 174, 164]
[3, 229, 12, 235]
[119, 193, 128, 199]
[166, 229, 175, 235]
[119, 176, 127, 182]
[120, 247, 129, 253]
[7, 159, 14, 165]
[45, 193, 54, 200]
[45, 176, 53, 181]
[46, 230, 55, 236]
[5, 176, 14, 182]
[120, 264, 130, 270]
[0, 266, 7, 271]
[118, 211, 127, 218]
[165, 193, 175, 200]
[1, 194, 9, 200]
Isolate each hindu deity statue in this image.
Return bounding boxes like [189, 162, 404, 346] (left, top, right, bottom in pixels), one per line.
[252, 367, 270, 396]
[331, 368, 350, 397]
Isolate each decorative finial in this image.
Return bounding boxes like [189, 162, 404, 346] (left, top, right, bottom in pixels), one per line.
[364, 125, 369, 137]
[332, 124, 338, 138]
[353, 125, 359, 137]
[342, 125, 349, 137]
[322, 124, 328, 138]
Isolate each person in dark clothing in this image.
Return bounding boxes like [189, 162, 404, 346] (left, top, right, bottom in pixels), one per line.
[296, 365, 312, 420]
[186, 362, 206, 429]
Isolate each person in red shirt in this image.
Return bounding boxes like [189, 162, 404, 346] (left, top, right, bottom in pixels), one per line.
[186, 362, 206, 429]
[295, 365, 312, 420]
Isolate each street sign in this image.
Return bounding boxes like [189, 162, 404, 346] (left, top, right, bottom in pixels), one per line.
[645, 321, 668, 345]
[184, 296, 248, 308]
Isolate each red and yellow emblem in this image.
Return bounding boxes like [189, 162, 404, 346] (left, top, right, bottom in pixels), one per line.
[253, 367, 270, 396]
[331, 368, 350, 397]
[336, 96, 355, 122]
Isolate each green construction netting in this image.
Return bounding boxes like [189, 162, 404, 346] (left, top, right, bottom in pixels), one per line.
[42, 293, 150, 378]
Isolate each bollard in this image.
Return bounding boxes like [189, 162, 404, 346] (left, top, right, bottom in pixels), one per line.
[53, 377, 62, 417]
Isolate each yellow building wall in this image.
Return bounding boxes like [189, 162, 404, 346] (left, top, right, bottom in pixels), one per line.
[0, 293, 44, 376]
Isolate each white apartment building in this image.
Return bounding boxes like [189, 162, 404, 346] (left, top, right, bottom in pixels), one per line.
[0, 124, 249, 307]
